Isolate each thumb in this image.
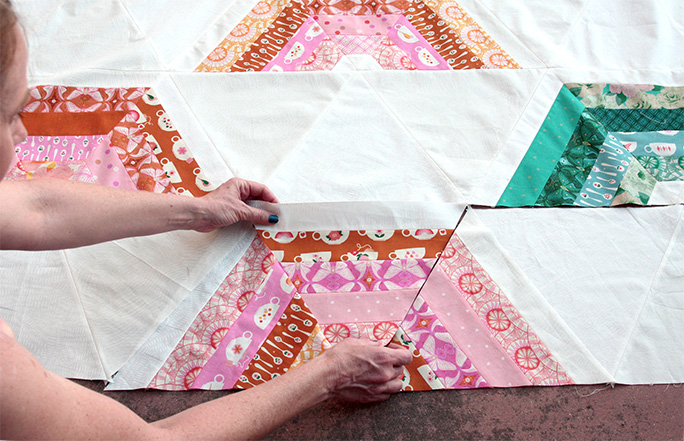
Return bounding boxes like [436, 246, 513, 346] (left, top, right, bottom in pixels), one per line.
[243, 205, 279, 226]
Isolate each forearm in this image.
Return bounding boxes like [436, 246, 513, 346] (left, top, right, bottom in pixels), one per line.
[0, 179, 211, 250]
[152, 354, 335, 440]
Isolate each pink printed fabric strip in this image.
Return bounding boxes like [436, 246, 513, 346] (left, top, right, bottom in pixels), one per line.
[264, 17, 327, 72]
[388, 16, 450, 70]
[281, 258, 436, 293]
[86, 136, 137, 190]
[439, 234, 573, 386]
[295, 36, 343, 71]
[404, 295, 488, 389]
[190, 262, 296, 390]
[301, 289, 418, 324]
[419, 265, 531, 387]
[322, 320, 401, 346]
[4, 160, 96, 183]
[315, 14, 402, 34]
[149, 237, 274, 390]
[14, 135, 102, 162]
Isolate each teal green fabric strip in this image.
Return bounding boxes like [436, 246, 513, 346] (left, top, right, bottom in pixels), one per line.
[587, 108, 684, 132]
[534, 110, 606, 207]
[498, 86, 585, 207]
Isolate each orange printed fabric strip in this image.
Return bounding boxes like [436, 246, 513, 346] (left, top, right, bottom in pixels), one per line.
[439, 234, 572, 385]
[403, 0, 484, 69]
[301, 0, 412, 15]
[21, 111, 127, 136]
[230, 1, 310, 72]
[235, 293, 318, 389]
[22, 86, 143, 113]
[287, 324, 331, 370]
[258, 229, 453, 262]
[196, 0, 291, 72]
[22, 86, 212, 196]
[392, 329, 444, 391]
[134, 89, 214, 196]
[422, 0, 518, 68]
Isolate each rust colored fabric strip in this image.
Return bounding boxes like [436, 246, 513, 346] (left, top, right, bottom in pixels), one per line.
[21, 111, 127, 136]
[403, 0, 484, 69]
[259, 229, 454, 262]
[231, 1, 310, 72]
[235, 294, 318, 389]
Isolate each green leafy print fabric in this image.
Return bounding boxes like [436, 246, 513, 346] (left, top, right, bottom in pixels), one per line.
[566, 84, 684, 110]
[636, 155, 684, 181]
[535, 111, 606, 207]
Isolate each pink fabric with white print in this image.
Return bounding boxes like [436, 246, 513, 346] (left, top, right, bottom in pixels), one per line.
[14, 135, 101, 162]
[264, 17, 327, 71]
[403, 294, 488, 389]
[86, 137, 138, 190]
[281, 258, 436, 292]
[419, 265, 531, 387]
[301, 289, 417, 324]
[190, 262, 296, 390]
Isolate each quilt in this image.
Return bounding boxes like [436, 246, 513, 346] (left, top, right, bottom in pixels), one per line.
[1, 0, 683, 390]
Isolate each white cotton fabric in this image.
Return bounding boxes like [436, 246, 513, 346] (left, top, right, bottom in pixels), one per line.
[106, 226, 256, 390]
[463, 205, 684, 384]
[0, 225, 254, 379]
[250, 201, 466, 231]
[14, 0, 163, 76]
[473, 0, 684, 70]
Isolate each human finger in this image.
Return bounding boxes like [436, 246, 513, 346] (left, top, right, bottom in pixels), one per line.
[237, 179, 279, 203]
[241, 205, 279, 225]
[384, 344, 412, 366]
[370, 378, 404, 395]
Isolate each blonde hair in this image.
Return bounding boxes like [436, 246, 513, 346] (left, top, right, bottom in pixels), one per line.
[0, 0, 18, 84]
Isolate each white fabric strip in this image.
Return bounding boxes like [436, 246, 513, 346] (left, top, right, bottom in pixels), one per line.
[458, 207, 614, 384]
[250, 200, 466, 231]
[473, 0, 590, 67]
[120, 0, 235, 70]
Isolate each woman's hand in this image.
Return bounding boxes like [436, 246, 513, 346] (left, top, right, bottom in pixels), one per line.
[321, 338, 412, 403]
[194, 178, 280, 232]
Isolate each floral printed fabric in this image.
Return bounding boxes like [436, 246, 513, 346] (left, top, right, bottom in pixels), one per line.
[567, 84, 684, 109]
[146, 226, 574, 391]
[196, 0, 516, 71]
[500, 83, 684, 208]
[14, 86, 214, 196]
[535, 111, 605, 207]
[569, 83, 684, 186]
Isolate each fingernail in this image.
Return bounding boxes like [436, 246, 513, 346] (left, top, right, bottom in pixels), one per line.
[268, 215, 279, 224]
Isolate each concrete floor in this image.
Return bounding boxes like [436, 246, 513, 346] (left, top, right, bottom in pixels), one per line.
[75, 381, 683, 440]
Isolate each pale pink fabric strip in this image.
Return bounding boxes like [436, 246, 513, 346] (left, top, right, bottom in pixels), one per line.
[419, 266, 532, 387]
[301, 288, 418, 324]
[315, 14, 401, 35]
[85, 136, 137, 190]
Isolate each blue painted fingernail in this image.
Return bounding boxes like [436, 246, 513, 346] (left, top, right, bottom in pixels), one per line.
[268, 215, 279, 224]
